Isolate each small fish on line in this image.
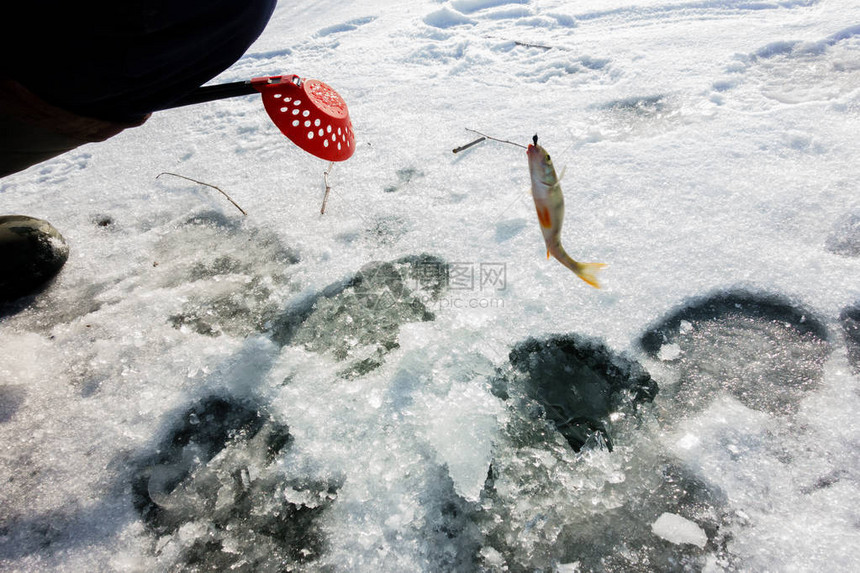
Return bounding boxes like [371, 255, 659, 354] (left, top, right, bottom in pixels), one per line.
[527, 134, 606, 288]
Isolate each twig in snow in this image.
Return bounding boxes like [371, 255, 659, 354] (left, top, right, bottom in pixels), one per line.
[453, 136, 486, 154]
[320, 161, 335, 215]
[514, 40, 555, 50]
[156, 172, 247, 216]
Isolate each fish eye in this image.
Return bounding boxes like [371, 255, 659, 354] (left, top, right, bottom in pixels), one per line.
[545, 153, 551, 161]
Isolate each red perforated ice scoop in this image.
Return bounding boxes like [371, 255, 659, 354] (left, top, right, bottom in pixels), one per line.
[162, 75, 355, 162]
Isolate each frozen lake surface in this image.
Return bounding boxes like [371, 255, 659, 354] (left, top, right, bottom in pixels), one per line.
[2, 0, 860, 571]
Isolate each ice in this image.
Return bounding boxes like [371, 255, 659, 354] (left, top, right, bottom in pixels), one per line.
[651, 512, 708, 548]
[2, 0, 860, 571]
[421, 381, 502, 502]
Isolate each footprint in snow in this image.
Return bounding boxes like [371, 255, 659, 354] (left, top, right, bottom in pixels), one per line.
[314, 16, 377, 37]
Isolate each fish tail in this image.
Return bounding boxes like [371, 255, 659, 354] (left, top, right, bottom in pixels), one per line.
[572, 261, 608, 289]
[552, 246, 607, 289]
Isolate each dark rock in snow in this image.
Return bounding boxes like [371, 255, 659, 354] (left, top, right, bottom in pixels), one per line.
[0, 215, 69, 303]
[494, 333, 658, 452]
[639, 289, 830, 416]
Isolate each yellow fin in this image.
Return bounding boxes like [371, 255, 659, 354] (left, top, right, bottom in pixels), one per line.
[573, 262, 608, 289]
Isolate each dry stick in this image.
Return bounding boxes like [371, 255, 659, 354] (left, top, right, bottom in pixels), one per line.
[453, 136, 486, 154]
[514, 40, 554, 50]
[156, 172, 247, 216]
[320, 161, 335, 215]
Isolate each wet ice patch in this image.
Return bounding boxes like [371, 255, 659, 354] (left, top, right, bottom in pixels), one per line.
[494, 217, 528, 242]
[383, 166, 424, 193]
[154, 212, 299, 338]
[590, 93, 687, 139]
[554, 463, 733, 571]
[131, 395, 338, 571]
[270, 254, 449, 377]
[0, 384, 26, 423]
[840, 304, 860, 374]
[826, 213, 860, 257]
[640, 290, 830, 417]
[480, 336, 733, 572]
[493, 333, 658, 452]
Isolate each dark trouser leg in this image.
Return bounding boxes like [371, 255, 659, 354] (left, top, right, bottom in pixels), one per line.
[0, 111, 89, 178]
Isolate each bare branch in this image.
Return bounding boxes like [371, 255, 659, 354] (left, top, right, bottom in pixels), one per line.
[320, 161, 335, 215]
[453, 136, 486, 154]
[156, 172, 247, 216]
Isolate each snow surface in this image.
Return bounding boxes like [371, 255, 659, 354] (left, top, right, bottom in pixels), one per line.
[2, 0, 860, 571]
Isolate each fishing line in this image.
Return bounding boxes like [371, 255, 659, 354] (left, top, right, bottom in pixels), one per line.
[452, 129, 532, 236]
[460, 128, 529, 151]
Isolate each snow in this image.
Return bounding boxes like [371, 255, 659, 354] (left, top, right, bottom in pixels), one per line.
[2, 0, 860, 571]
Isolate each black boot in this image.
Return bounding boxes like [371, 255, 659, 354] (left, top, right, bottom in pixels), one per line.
[0, 215, 69, 303]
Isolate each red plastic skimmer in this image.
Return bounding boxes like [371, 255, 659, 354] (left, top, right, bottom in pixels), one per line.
[252, 75, 355, 162]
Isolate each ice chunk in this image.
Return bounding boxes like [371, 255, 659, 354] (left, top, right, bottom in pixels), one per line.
[423, 382, 501, 502]
[658, 342, 682, 361]
[651, 512, 708, 548]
